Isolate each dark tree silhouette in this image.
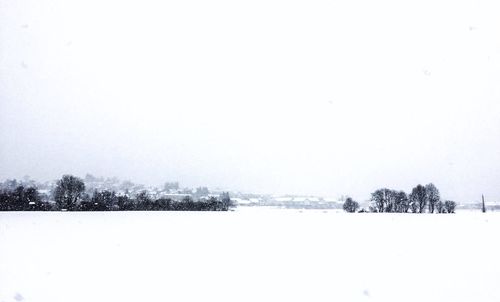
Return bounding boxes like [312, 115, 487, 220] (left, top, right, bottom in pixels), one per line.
[79, 190, 117, 211]
[181, 195, 195, 210]
[54, 175, 85, 210]
[444, 200, 456, 213]
[17, 186, 42, 210]
[436, 200, 445, 213]
[117, 195, 135, 210]
[98, 190, 118, 210]
[135, 190, 152, 210]
[1, 176, 235, 212]
[425, 183, 440, 213]
[220, 192, 233, 211]
[13, 186, 27, 211]
[343, 197, 359, 213]
[410, 185, 427, 213]
[154, 198, 172, 211]
[409, 200, 418, 213]
[24, 187, 41, 210]
[371, 188, 392, 213]
[0, 185, 49, 211]
[0, 190, 10, 211]
[395, 191, 409, 213]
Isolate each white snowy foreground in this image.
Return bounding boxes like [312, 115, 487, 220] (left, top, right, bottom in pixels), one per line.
[1, 209, 499, 302]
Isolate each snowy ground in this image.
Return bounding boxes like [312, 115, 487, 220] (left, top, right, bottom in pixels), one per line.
[1, 209, 499, 302]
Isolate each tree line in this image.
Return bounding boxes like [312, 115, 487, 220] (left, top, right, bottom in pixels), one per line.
[0, 175, 234, 211]
[343, 183, 457, 213]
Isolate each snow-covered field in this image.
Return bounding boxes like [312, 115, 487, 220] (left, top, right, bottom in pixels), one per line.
[1, 209, 499, 302]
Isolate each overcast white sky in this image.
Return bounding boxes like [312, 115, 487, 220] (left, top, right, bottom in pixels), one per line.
[1, 0, 499, 202]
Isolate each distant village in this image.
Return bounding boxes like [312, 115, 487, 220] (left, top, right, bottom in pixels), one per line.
[0, 174, 347, 210]
[0, 175, 497, 211]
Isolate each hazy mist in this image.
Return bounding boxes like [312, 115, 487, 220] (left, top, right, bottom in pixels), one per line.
[1, 0, 499, 202]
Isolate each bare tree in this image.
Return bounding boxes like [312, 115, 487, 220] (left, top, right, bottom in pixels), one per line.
[425, 183, 440, 213]
[220, 192, 234, 211]
[395, 191, 409, 213]
[409, 200, 418, 213]
[444, 200, 457, 213]
[84, 190, 117, 211]
[343, 197, 359, 213]
[54, 175, 85, 210]
[135, 190, 152, 210]
[436, 200, 445, 213]
[371, 188, 393, 213]
[409, 185, 427, 213]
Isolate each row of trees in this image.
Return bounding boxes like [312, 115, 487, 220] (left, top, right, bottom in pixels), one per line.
[0, 185, 52, 211]
[343, 183, 457, 213]
[0, 175, 234, 212]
